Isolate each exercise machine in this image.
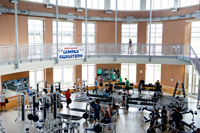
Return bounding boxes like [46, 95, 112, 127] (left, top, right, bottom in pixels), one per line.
[74, 79, 89, 101]
[173, 81, 186, 98]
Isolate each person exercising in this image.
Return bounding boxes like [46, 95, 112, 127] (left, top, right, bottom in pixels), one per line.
[112, 99, 121, 115]
[139, 78, 145, 89]
[98, 76, 103, 90]
[119, 76, 122, 84]
[170, 106, 183, 132]
[93, 78, 98, 94]
[0, 92, 7, 112]
[65, 89, 71, 109]
[125, 78, 130, 95]
[106, 103, 112, 123]
[92, 99, 101, 126]
[149, 109, 160, 128]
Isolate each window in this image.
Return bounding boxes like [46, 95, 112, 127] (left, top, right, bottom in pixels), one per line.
[146, 0, 174, 10]
[179, 0, 199, 7]
[25, 0, 44, 3]
[121, 24, 137, 53]
[53, 66, 74, 88]
[185, 65, 199, 95]
[28, 19, 43, 44]
[50, 0, 75, 7]
[82, 64, 95, 85]
[53, 21, 74, 43]
[82, 23, 96, 43]
[81, 0, 104, 9]
[147, 23, 163, 53]
[191, 22, 200, 55]
[145, 64, 161, 84]
[110, 0, 140, 10]
[29, 69, 44, 91]
[121, 63, 137, 83]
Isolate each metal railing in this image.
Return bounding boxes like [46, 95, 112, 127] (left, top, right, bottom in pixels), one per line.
[0, 43, 194, 63]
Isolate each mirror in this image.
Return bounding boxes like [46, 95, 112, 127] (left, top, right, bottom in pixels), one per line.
[2, 77, 29, 97]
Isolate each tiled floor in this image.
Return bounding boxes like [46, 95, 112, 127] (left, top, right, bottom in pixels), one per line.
[1, 91, 200, 133]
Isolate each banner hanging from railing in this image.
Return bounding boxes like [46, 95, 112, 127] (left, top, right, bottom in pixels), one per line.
[58, 46, 85, 60]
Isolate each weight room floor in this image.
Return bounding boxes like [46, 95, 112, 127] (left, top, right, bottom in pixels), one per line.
[2, 91, 200, 133]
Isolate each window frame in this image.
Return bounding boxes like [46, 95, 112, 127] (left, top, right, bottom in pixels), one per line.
[121, 63, 137, 84]
[82, 22, 96, 43]
[145, 64, 161, 84]
[110, 0, 140, 11]
[82, 64, 95, 86]
[53, 66, 74, 89]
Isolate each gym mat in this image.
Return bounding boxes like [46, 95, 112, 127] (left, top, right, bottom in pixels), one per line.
[70, 108, 87, 113]
[58, 113, 82, 120]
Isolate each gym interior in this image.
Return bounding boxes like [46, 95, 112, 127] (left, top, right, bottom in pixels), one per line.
[0, 0, 200, 133]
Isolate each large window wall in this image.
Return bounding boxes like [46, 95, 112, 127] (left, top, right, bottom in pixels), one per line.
[82, 64, 95, 85]
[50, 0, 75, 7]
[121, 63, 137, 84]
[179, 0, 199, 7]
[82, 23, 96, 43]
[28, 19, 44, 44]
[29, 69, 44, 91]
[146, 0, 174, 10]
[185, 65, 199, 96]
[147, 23, 163, 53]
[191, 21, 200, 56]
[53, 21, 74, 43]
[81, 0, 104, 9]
[53, 66, 74, 88]
[110, 0, 140, 10]
[145, 64, 161, 84]
[121, 23, 138, 53]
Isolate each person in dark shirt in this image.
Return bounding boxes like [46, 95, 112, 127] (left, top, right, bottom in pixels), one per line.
[149, 109, 160, 127]
[108, 82, 113, 92]
[170, 106, 183, 132]
[92, 99, 101, 126]
[139, 78, 145, 89]
[155, 80, 162, 92]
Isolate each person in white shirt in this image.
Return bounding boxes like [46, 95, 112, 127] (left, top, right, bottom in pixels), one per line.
[0, 92, 7, 112]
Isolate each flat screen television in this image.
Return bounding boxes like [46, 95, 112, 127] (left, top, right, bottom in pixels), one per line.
[97, 69, 120, 81]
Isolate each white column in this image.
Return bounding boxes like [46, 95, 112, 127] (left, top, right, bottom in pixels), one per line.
[85, 0, 88, 62]
[15, 0, 19, 69]
[114, 0, 117, 61]
[148, 0, 152, 61]
[56, 0, 59, 64]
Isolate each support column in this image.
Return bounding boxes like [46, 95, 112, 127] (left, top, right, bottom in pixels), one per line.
[56, 0, 59, 64]
[114, 0, 117, 61]
[148, 0, 152, 61]
[15, 0, 19, 69]
[84, 0, 87, 62]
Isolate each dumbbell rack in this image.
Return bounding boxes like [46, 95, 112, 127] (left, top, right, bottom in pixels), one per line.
[127, 97, 155, 106]
[88, 94, 112, 102]
[173, 81, 186, 98]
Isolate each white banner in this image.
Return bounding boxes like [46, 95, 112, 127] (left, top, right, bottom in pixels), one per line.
[58, 46, 85, 60]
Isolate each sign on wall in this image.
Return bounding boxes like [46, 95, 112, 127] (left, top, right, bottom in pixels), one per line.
[58, 46, 85, 60]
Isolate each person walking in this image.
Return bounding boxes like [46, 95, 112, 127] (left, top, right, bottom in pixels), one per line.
[128, 39, 132, 54]
[93, 78, 98, 94]
[65, 89, 71, 109]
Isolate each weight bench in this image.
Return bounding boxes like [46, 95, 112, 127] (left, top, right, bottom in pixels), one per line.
[142, 116, 151, 126]
[36, 124, 44, 133]
[84, 128, 95, 133]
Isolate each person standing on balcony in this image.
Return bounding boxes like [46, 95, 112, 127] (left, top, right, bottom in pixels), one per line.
[128, 39, 132, 54]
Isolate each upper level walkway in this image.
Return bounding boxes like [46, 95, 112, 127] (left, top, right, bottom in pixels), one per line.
[0, 43, 196, 75]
